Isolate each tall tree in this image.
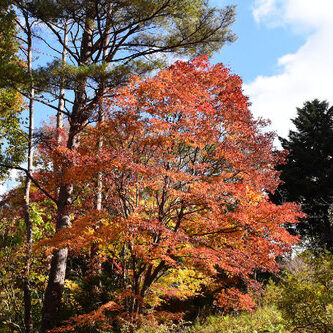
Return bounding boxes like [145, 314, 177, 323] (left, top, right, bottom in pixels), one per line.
[271, 99, 333, 251]
[9, 1, 237, 330]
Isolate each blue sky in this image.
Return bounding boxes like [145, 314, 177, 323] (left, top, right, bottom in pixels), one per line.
[213, 0, 333, 140]
[212, 0, 305, 83]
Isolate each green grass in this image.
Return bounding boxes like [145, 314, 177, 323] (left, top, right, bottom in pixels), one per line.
[134, 305, 290, 333]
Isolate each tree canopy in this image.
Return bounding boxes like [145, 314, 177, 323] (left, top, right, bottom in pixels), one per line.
[34, 57, 302, 331]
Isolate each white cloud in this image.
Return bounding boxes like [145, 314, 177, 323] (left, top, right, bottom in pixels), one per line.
[246, 0, 333, 140]
[253, 0, 284, 25]
[253, 0, 333, 29]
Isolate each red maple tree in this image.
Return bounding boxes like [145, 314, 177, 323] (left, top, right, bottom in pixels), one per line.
[37, 57, 302, 330]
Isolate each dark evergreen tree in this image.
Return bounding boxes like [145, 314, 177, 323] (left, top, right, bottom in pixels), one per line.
[271, 99, 333, 251]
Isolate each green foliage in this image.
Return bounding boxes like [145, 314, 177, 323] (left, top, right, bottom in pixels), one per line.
[0, 2, 27, 87]
[30, 201, 55, 240]
[0, 3, 27, 180]
[0, 192, 55, 332]
[0, 2, 21, 86]
[133, 320, 185, 333]
[188, 306, 288, 333]
[131, 305, 289, 333]
[266, 251, 333, 332]
[0, 89, 26, 179]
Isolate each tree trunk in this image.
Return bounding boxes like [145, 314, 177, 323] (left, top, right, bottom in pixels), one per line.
[96, 2, 112, 211]
[41, 11, 94, 331]
[96, 107, 105, 210]
[23, 13, 34, 333]
[41, 104, 85, 332]
[56, 21, 68, 145]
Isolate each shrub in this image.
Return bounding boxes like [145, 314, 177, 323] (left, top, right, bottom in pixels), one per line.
[266, 251, 333, 332]
[189, 305, 288, 333]
[133, 305, 288, 333]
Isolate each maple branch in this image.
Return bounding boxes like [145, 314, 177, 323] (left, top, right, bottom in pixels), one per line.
[0, 163, 58, 204]
[173, 204, 184, 232]
[141, 261, 166, 298]
[190, 226, 241, 237]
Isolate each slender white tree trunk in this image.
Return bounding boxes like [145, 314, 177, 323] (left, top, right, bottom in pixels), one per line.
[56, 21, 68, 145]
[23, 12, 34, 333]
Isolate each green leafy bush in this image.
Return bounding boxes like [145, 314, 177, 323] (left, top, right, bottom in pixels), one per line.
[189, 306, 288, 333]
[266, 251, 333, 332]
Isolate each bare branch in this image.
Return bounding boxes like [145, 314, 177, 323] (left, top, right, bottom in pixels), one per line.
[0, 164, 58, 204]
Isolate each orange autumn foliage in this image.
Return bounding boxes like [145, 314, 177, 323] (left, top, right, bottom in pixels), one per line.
[37, 57, 303, 330]
[49, 301, 121, 332]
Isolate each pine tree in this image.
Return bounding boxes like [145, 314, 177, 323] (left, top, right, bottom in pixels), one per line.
[271, 99, 333, 251]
